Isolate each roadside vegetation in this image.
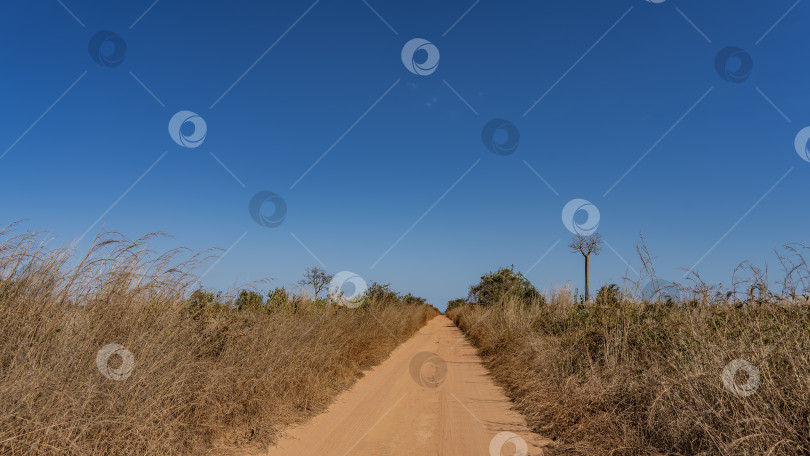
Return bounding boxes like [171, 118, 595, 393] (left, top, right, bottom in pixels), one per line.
[447, 239, 810, 455]
[0, 225, 438, 455]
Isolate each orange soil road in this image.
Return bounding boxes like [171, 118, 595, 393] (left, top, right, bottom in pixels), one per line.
[264, 315, 548, 456]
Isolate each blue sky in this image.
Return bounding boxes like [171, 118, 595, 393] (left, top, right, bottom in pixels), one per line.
[1, 0, 808, 309]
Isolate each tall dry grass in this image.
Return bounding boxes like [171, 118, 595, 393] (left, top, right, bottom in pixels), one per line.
[0, 225, 438, 455]
[448, 289, 810, 455]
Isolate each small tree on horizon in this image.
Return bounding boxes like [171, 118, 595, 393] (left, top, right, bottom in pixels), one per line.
[569, 233, 603, 302]
[298, 267, 333, 299]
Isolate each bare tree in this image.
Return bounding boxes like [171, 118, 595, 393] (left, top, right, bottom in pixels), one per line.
[569, 233, 603, 302]
[298, 267, 333, 299]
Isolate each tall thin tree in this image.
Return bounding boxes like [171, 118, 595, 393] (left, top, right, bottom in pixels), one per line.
[569, 233, 603, 302]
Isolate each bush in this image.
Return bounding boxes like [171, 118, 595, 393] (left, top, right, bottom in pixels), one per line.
[266, 286, 290, 309]
[187, 289, 224, 317]
[234, 290, 265, 311]
[468, 266, 544, 306]
[446, 298, 467, 310]
[358, 283, 431, 308]
[362, 282, 399, 304]
[595, 284, 620, 307]
[400, 292, 427, 306]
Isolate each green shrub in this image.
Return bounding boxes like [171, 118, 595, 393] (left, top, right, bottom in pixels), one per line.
[447, 298, 467, 310]
[235, 290, 265, 311]
[267, 287, 289, 309]
[468, 266, 544, 306]
[595, 283, 620, 307]
[400, 292, 427, 306]
[187, 289, 224, 317]
[362, 282, 399, 305]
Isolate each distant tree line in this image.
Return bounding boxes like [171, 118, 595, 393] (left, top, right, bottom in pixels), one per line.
[188, 266, 429, 315]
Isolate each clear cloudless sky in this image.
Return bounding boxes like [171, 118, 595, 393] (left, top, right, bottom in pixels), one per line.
[1, 0, 808, 310]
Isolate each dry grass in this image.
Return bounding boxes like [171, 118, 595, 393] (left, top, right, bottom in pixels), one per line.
[0, 225, 438, 455]
[448, 290, 810, 455]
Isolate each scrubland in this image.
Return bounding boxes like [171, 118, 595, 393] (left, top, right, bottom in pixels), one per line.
[0, 226, 437, 455]
[448, 252, 810, 455]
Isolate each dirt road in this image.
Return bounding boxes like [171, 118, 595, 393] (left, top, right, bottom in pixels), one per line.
[264, 315, 547, 455]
